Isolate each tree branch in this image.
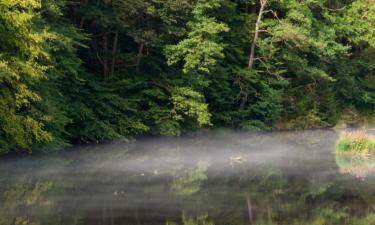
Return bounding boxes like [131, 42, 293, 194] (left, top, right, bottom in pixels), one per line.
[240, 0, 268, 110]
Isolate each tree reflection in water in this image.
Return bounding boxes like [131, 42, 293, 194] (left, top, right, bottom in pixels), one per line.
[336, 154, 375, 179]
[0, 130, 374, 225]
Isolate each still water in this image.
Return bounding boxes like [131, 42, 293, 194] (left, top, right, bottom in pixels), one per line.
[1, 130, 375, 225]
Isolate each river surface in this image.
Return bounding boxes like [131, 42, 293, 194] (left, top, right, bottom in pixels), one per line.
[1, 130, 375, 225]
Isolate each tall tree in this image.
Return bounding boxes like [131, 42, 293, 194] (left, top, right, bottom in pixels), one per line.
[0, 0, 53, 153]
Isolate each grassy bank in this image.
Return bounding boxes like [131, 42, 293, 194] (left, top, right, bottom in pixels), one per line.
[336, 131, 375, 155]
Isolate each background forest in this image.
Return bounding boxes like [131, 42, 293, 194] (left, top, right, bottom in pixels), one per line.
[0, 0, 374, 154]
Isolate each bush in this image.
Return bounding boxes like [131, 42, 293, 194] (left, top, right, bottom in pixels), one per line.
[336, 131, 375, 154]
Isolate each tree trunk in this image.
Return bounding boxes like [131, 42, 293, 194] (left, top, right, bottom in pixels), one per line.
[239, 0, 267, 110]
[103, 32, 109, 81]
[247, 195, 254, 225]
[248, 0, 267, 69]
[136, 43, 144, 72]
[110, 31, 119, 77]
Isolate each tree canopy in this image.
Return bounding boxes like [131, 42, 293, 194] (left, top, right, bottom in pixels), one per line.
[0, 0, 374, 153]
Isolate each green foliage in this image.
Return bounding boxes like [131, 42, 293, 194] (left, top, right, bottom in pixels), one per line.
[61, 76, 149, 143]
[336, 138, 375, 154]
[165, 0, 229, 74]
[0, 0, 54, 153]
[0, 0, 374, 153]
[336, 131, 375, 154]
[172, 87, 211, 127]
[140, 84, 211, 136]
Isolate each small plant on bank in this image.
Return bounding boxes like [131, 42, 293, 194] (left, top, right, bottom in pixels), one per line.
[336, 131, 375, 155]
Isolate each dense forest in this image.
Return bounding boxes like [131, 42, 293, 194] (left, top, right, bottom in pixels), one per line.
[0, 0, 374, 154]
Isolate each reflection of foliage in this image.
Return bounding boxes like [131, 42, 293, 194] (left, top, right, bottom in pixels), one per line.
[336, 154, 375, 179]
[0, 179, 53, 225]
[219, 160, 375, 225]
[351, 214, 375, 225]
[307, 208, 348, 225]
[1, 131, 375, 225]
[171, 162, 208, 196]
[336, 131, 375, 154]
[167, 214, 214, 225]
[285, 208, 375, 225]
[167, 208, 375, 225]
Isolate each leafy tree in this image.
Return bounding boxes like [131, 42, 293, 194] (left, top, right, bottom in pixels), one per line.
[165, 0, 229, 74]
[0, 0, 53, 153]
[0, 0, 374, 153]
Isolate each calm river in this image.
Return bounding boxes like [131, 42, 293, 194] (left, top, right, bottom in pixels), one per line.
[1, 130, 375, 225]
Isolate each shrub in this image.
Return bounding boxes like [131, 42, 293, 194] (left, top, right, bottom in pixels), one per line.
[336, 131, 375, 154]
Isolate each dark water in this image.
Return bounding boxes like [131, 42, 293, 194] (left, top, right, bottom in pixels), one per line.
[1, 130, 375, 225]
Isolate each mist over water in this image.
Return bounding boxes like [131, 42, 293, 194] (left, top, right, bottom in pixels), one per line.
[1, 130, 375, 225]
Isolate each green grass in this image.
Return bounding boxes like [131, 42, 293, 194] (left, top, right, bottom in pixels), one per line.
[336, 131, 375, 154]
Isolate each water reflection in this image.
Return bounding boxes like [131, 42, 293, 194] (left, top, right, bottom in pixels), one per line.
[336, 154, 375, 179]
[0, 130, 374, 225]
[167, 214, 213, 225]
[0, 179, 55, 225]
[171, 161, 208, 196]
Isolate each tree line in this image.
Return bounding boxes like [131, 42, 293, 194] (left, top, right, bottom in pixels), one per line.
[0, 0, 374, 154]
